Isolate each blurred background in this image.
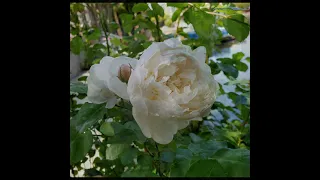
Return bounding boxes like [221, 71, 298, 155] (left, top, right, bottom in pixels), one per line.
[70, 3, 250, 80]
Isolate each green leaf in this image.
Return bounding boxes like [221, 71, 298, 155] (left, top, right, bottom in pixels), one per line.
[235, 95, 248, 105]
[167, 3, 188, 9]
[228, 92, 248, 106]
[228, 92, 238, 102]
[217, 63, 238, 78]
[170, 159, 191, 177]
[132, 3, 149, 13]
[160, 151, 175, 163]
[215, 8, 238, 15]
[172, 9, 182, 22]
[184, 8, 215, 38]
[232, 52, 245, 61]
[218, 83, 225, 95]
[128, 41, 145, 58]
[142, 41, 152, 49]
[71, 3, 85, 12]
[92, 43, 106, 50]
[70, 36, 84, 55]
[110, 37, 121, 46]
[134, 33, 148, 41]
[107, 129, 136, 144]
[86, 28, 101, 41]
[223, 14, 250, 42]
[211, 148, 250, 177]
[121, 169, 158, 177]
[245, 57, 250, 62]
[137, 154, 154, 170]
[120, 147, 139, 165]
[84, 168, 102, 176]
[217, 58, 236, 65]
[123, 121, 147, 142]
[123, 121, 140, 131]
[188, 140, 228, 158]
[108, 22, 119, 31]
[208, 61, 221, 75]
[70, 103, 106, 133]
[70, 82, 88, 94]
[88, 149, 95, 158]
[70, 130, 93, 165]
[185, 159, 226, 177]
[194, 3, 205, 8]
[111, 122, 125, 134]
[77, 76, 88, 82]
[119, 13, 133, 33]
[236, 62, 248, 72]
[99, 122, 115, 136]
[151, 3, 164, 17]
[175, 134, 192, 147]
[237, 104, 250, 121]
[178, 31, 189, 38]
[176, 148, 193, 160]
[105, 144, 128, 160]
[146, 10, 154, 17]
[189, 133, 203, 143]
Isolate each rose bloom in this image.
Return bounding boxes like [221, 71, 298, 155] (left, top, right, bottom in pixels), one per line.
[127, 38, 218, 144]
[87, 56, 137, 108]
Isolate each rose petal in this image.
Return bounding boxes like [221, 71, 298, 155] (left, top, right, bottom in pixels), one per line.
[192, 46, 206, 63]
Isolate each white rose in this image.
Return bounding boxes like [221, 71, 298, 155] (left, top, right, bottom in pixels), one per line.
[127, 38, 218, 144]
[87, 56, 137, 108]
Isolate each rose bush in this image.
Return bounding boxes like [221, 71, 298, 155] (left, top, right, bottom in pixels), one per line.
[70, 3, 250, 178]
[127, 38, 218, 144]
[87, 56, 137, 108]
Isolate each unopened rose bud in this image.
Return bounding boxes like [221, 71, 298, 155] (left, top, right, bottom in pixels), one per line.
[118, 64, 132, 83]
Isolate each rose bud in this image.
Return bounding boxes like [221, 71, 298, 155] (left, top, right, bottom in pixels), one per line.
[118, 64, 132, 83]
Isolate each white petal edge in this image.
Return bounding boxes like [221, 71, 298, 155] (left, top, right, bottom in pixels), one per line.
[192, 46, 206, 63]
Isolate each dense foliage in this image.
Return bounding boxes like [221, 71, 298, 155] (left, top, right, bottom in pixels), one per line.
[70, 2, 250, 177]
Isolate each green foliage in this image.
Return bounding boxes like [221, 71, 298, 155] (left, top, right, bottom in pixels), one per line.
[151, 3, 164, 17]
[70, 130, 93, 165]
[70, 2, 250, 177]
[119, 13, 134, 33]
[172, 9, 182, 22]
[71, 103, 106, 133]
[85, 28, 101, 41]
[70, 36, 84, 55]
[70, 81, 88, 94]
[167, 3, 188, 9]
[223, 14, 250, 42]
[100, 122, 115, 136]
[132, 3, 149, 13]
